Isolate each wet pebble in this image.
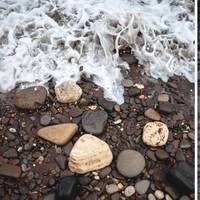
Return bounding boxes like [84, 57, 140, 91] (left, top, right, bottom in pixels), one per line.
[135, 180, 150, 195]
[124, 186, 135, 197]
[155, 149, 169, 160]
[154, 190, 164, 199]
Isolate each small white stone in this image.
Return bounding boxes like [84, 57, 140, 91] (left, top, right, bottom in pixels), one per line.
[88, 105, 97, 110]
[165, 194, 173, 200]
[17, 147, 23, 152]
[113, 119, 122, 124]
[148, 193, 156, 200]
[124, 186, 135, 197]
[9, 128, 16, 133]
[133, 83, 144, 89]
[154, 190, 164, 199]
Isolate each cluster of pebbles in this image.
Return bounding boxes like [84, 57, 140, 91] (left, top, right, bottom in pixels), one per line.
[0, 64, 194, 199]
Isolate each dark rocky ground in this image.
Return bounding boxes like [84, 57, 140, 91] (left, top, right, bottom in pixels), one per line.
[0, 62, 195, 200]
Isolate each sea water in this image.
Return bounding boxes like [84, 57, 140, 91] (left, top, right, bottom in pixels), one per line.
[0, 0, 195, 104]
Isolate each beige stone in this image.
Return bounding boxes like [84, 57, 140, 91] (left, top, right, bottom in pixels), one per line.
[68, 134, 113, 174]
[37, 123, 78, 145]
[144, 108, 161, 121]
[143, 122, 169, 147]
[158, 94, 169, 102]
[55, 81, 82, 103]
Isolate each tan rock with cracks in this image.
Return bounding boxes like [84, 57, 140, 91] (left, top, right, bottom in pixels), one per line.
[37, 123, 78, 145]
[143, 121, 169, 147]
[55, 81, 82, 103]
[68, 134, 113, 174]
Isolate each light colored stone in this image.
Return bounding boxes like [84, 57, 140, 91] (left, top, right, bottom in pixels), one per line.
[144, 108, 161, 121]
[165, 194, 173, 200]
[106, 183, 119, 194]
[55, 81, 82, 103]
[155, 190, 164, 199]
[143, 122, 169, 147]
[133, 83, 144, 89]
[124, 186, 135, 197]
[37, 123, 78, 145]
[68, 134, 113, 174]
[148, 193, 156, 200]
[158, 94, 169, 102]
[122, 79, 133, 87]
[135, 180, 150, 195]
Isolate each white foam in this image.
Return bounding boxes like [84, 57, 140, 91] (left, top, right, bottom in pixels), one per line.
[0, 0, 195, 104]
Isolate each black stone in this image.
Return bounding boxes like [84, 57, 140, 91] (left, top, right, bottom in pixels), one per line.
[158, 102, 175, 114]
[98, 97, 115, 112]
[168, 161, 194, 192]
[56, 176, 78, 200]
[128, 88, 140, 96]
[121, 53, 138, 65]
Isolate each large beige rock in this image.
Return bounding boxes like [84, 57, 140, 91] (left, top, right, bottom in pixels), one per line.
[37, 123, 78, 145]
[55, 81, 82, 103]
[143, 121, 169, 147]
[68, 134, 113, 174]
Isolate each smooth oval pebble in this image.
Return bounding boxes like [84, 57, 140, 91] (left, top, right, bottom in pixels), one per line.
[148, 193, 156, 200]
[143, 121, 169, 147]
[116, 150, 145, 178]
[124, 186, 135, 197]
[154, 190, 164, 199]
[135, 180, 150, 195]
[55, 81, 82, 103]
[68, 134, 113, 174]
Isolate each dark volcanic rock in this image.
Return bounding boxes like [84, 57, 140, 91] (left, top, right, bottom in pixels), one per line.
[82, 110, 108, 135]
[128, 88, 140, 96]
[0, 163, 21, 178]
[56, 176, 78, 200]
[121, 53, 137, 65]
[155, 149, 169, 160]
[14, 86, 47, 110]
[98, 97, 115, 112]
[158, 102, 175, 114]
[168, 161, 194, 192]
[55, 154, 66, 170]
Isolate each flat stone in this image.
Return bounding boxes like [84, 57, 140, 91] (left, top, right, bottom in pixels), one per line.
[55, 81, 82, 103]
[155, 149, 169, 160]
[82, 110, 108, 135]
[99, 166, 111, 178]
[135, 180, 150, 195]
[116, 150, 145, 178]
[180, 139, 191, 149]
[68, 134, 113, 174]
[55, 154, 66, 170]
[124, 186, 135, 197]
[158, 102, 175, 114]
[158, 94, 169, 102]
[122, 79, 133, 87]
[168, 161, 194, 192]
[3, 148, 18, 158]
[69, 108, 83, 117]
[143, 122, 169, 147]
[98, 97, 115, 112]
[37, 123, 78, 145]
[14, 86, 47, 110]
[106, 183, 119, 194]
[56, 176, 78, 200]
[63, 142, 73, 156]
[128, 87, 140, 96]
[0, 163, 21, 178]
[144, 108, 161, 121]
[40, 114, 51, 126]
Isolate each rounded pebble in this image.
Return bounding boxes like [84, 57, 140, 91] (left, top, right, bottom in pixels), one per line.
[124, 186, 135, 197]
[148, 193, 156, 200]
[154, 190, 164, 199]
[116, 150, 145, 178]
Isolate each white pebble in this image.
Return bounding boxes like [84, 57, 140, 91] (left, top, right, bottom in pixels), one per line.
[124, 186, 135, 197]
[113, 119, 122, 124]
[148, 193, 156, 200]
[155, 190, 164, 199]
[165, 194, 173, 200]
[9, 128, 16, 133]
[106, 184, 119, 194]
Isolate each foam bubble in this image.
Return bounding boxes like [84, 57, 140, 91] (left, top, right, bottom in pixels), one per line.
[0, 0, 195, 104]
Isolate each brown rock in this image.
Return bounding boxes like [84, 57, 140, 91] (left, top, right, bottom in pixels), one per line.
[0, 163, 21, 178]
[158, 94, 169, 102]
[14, 86, 47, 110]
[68, 134, 113, 174]
[144, 108, 161, 121]
[37, 123, 78, 145]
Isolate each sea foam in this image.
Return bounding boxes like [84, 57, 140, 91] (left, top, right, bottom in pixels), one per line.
[0, 0, 195, 104]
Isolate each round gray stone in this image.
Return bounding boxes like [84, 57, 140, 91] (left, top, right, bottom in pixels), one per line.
[116, 150, 145, 178]
[82, 110, 108, 135]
